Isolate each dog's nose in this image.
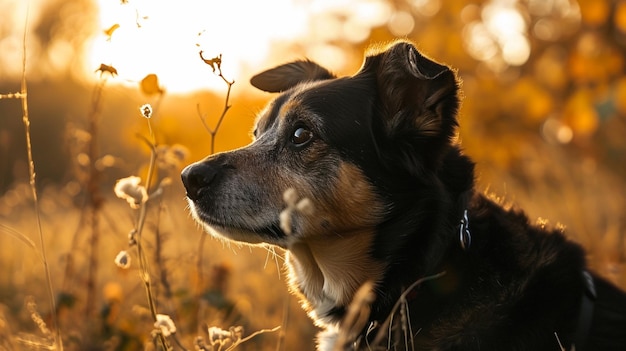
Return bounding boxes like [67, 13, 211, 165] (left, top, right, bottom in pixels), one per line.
[181, 162, 219, 201]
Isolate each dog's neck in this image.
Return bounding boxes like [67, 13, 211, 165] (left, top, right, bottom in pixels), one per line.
[286, 230, 386, 326]
[284, 189, 476, 351]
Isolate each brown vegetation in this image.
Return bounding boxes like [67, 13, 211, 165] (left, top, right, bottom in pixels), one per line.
[0, 0, 624, 350]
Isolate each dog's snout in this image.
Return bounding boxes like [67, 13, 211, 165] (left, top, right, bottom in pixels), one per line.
[181, 162, 220, 201]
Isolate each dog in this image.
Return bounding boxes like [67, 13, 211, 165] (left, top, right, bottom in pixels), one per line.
[181, 41, 626, 350]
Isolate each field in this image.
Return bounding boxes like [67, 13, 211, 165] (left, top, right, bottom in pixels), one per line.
[1, 1, 626, 350]
[1, 71, 625, 351]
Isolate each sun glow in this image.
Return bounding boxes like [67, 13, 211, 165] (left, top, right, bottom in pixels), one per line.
[87, 0, 399, 94]
[89, 0, 311, 93]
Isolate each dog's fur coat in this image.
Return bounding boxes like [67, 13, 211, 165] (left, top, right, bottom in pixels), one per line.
[182, 41, 626, 350]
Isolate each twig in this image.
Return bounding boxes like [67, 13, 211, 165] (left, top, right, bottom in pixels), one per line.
[226, 326, 281, 351]
[134, 131, 170, 350]
[0, 223, 37, 250]
[85, 76, 107, 318]
[333, 281, 376, 351]
[197, 52, 235, 155]
[372, 272, 446, 348]
[154, 197, 174, 304]
[275, 296, 290, 351]
[196, 229, 209, 299]
[171, 333, 190, 351]
[194, 52, 235, 311]
[19, 5, 63, 350]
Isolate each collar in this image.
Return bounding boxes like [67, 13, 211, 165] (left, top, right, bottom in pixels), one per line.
[459, 209, 471, 250]
[572, 271, 596, 351]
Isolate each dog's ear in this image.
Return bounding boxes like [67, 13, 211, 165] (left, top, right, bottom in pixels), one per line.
[360, 41, 460, 171]
[250, 60, 335, 93]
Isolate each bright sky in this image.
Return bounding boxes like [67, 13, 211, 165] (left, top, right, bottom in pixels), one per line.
[0, 0, 580, 94]
[88, 0, 397, 94]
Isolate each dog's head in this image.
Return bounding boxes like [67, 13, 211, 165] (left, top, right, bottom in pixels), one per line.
[181, 41, 468, 251]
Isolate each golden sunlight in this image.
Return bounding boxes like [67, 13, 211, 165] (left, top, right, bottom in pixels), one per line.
[89, 0, 308, 93]
[462, 0, 580, 71]
[87, 0, 399, 94]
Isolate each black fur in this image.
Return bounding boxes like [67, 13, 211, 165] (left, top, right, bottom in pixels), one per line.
[183, 41, 626, 350]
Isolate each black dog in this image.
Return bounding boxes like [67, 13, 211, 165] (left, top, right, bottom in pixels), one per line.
[182, 41, 626, 350]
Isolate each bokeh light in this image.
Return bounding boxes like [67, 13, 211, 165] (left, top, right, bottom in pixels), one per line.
[463, 0, 580, 70]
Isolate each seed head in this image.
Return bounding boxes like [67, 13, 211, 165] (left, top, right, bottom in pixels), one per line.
[207, 326, 243, 344]
[128, 229, 137, 246]
[140, 103, 153, 119]
[296, 198, 314, 216]
[154, 314, 177, 337]
[114, 176, 148, 209]
[114, 250, 131, 269]
[279, 209, 293, 235]
[282, 187, 298, 206]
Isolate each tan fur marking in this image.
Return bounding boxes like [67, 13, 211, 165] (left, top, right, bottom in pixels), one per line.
[296, 162, 387, 234]
[286, 163, 387, 326]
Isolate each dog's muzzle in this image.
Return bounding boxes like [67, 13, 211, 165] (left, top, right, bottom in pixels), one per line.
[180, 158, 287, 245]
[181, 161, 220, 201]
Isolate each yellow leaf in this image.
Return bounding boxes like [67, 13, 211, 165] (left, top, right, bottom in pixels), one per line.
[103, 23, 120, 39]
[140, 74, 163, 96]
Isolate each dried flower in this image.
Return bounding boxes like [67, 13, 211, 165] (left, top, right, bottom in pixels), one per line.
[114, 176, 148, 209]
[282, 187, 298, 206]
[279, 208, 292, 235]
[170, 144, 189, 161]
[154, 314, 177, 337]
[26, 297, 52, 337]
[207, 326, 243, 345]
[156, 144, 190, 170]
[128, 229, 137, 246]
[279, 188, 315, 236]
[296, 197, 314, 216]
[114, 250, 131, 269]
[140, 103, 153, 119]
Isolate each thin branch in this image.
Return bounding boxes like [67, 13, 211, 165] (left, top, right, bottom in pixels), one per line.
[85, 76, 107, 319]
[226, 326, 281, 351]
[372, 272, 446, 348]
[275, 296, 290, 351]
[195, 52, 235, 313]
[197, 51, 235, 154]
[19, 4, 63, 350]
[0, 223, 37, 251]
[133, 131, 170, 350]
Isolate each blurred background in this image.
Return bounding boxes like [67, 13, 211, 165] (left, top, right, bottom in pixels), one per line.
[0, 0, 625, 350]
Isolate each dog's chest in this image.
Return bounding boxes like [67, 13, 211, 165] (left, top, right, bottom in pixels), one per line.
[286, 235, 385, 326]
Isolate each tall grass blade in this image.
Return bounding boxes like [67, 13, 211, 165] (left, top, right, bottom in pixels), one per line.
[19, 4, 63, 350]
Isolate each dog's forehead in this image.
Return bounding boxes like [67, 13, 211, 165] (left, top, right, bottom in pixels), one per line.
[262, 77, 373, 124]
[254, 80, 327, 130]
[252, 75, 379, 160]
[255, 92, 289, 132]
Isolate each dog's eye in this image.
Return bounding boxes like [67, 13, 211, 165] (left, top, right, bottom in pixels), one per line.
[291, 127, 313, 146]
